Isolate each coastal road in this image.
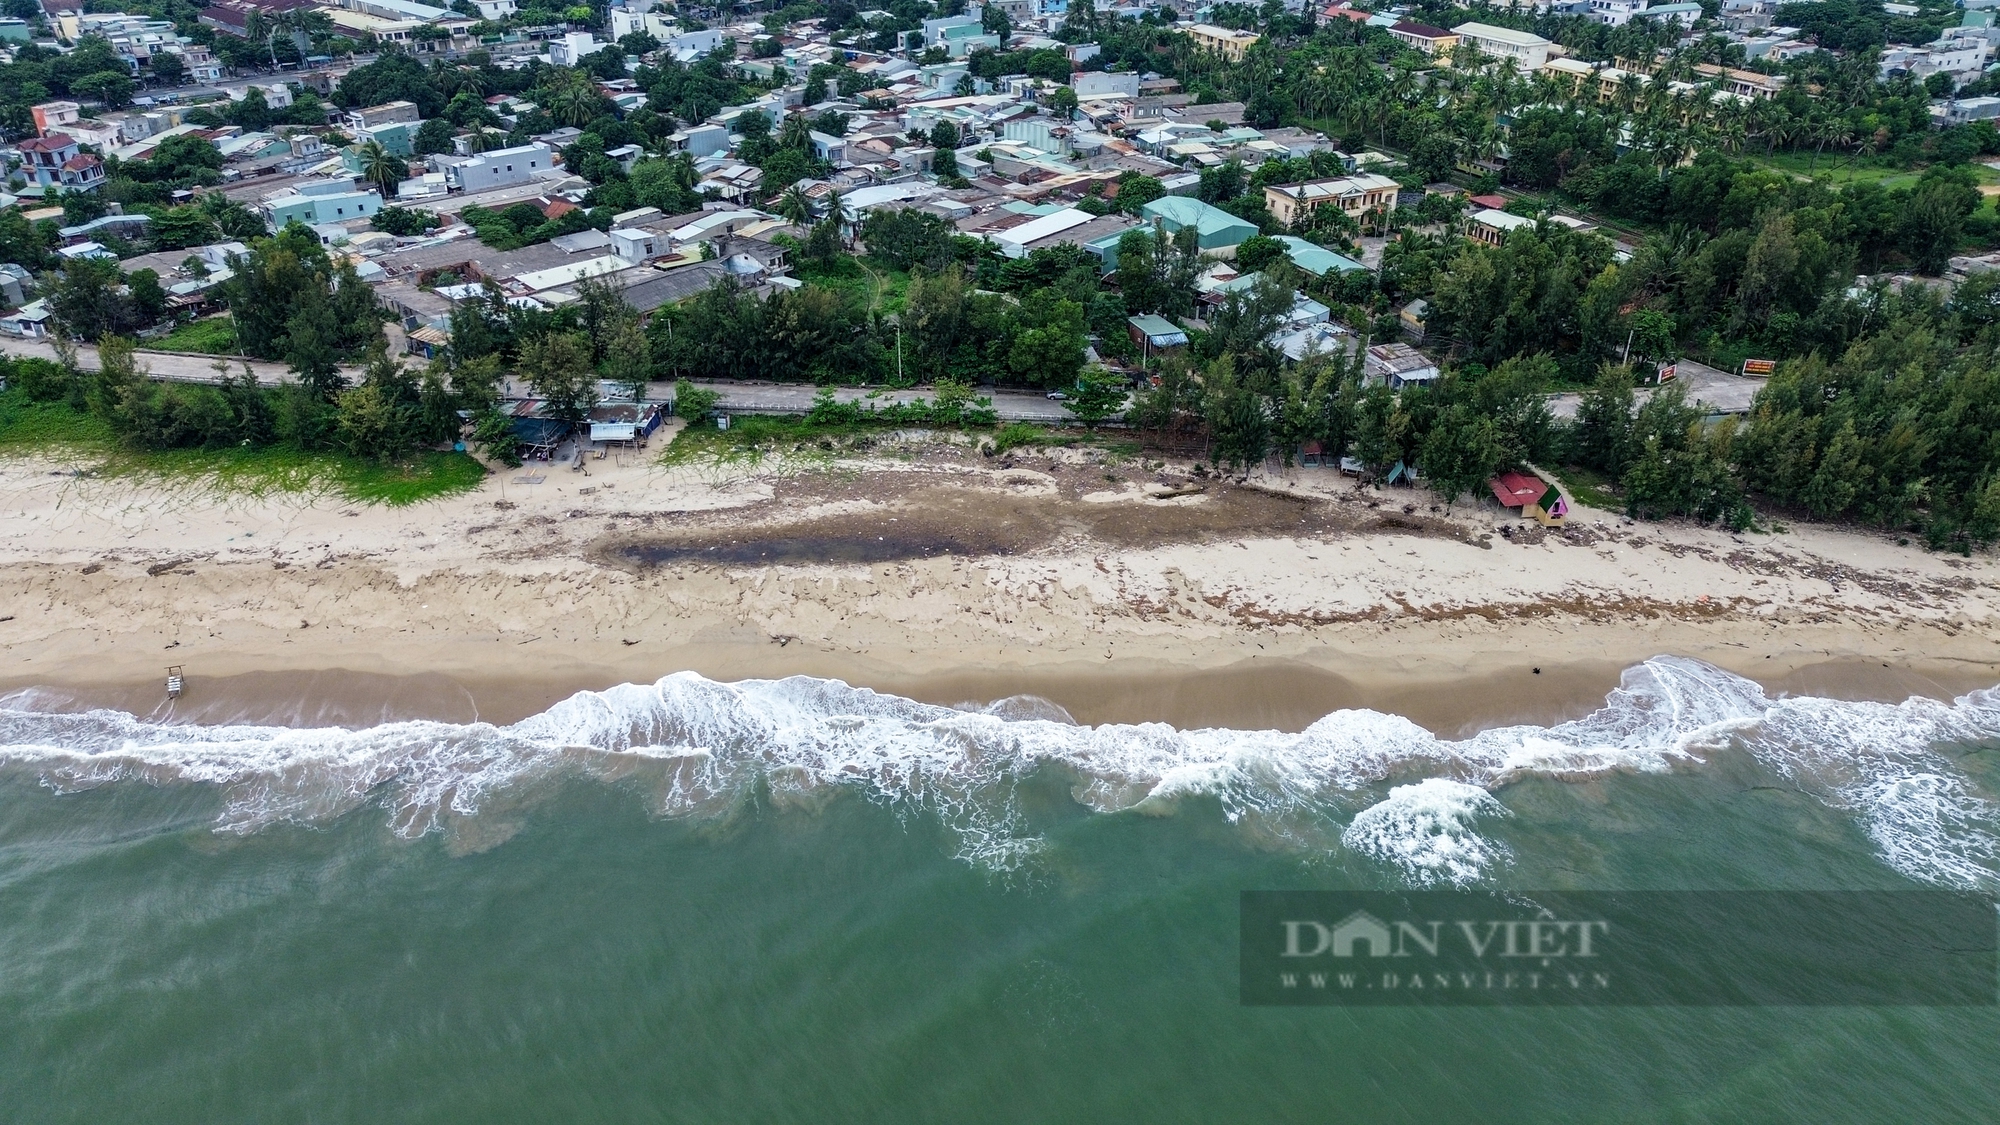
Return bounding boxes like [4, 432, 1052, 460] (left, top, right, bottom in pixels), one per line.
[1547, 357, 1766, 419]
[0, 339, 1080, 423]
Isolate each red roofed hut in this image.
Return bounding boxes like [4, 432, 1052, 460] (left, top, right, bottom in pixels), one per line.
[1488, 470, 1567, 525]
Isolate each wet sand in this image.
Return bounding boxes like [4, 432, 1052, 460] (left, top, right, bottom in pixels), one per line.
[7, 654, 1995, 739]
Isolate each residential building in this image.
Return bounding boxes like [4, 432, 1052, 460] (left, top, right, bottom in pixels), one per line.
[1183, 24, 1260, 62]
[345, 101, 421, 131]
[1074, 71, 1141, 98]
[1451, 23, 1555, 70]
[1261, 172, 1399, 229]
[1127, 313, 1189, 353]
[667, 123, 730, 158]
[1363, 342, 1440, 388]
[0, 17, 31, 41]
[436, 142, 555, 192]
[1587, 0, 1649, 25]
[1932, 95, 2000, 126]
[918, 13, 1001, 56]
[1467, 207, 1535, 246]
[1139, 195, 1258, 255]
[1270, 235, 1367, 276]
[31, 101, 81, 138]
[1388, 21, 1458, 55]
[548, 31, 602, 66]
[19, 135, 105, 192]
[1638, 2, 1703, 26]
[259, 178, 384, 228]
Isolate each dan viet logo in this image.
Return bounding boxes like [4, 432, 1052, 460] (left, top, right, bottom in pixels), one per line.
[1240, 891, 1998, 1007]
[1272, 909, 1613, 997]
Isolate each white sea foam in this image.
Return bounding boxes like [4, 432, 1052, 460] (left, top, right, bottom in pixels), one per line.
[1, 658, 1998, 885]
[1341, 779, 1512, 886]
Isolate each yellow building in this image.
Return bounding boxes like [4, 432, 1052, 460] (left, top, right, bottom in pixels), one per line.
[1183, 24, 1260, 62]
[1262, 173, 1400, 230]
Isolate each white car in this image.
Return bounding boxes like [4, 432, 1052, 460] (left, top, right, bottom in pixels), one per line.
[1045, 391, 1068, 401]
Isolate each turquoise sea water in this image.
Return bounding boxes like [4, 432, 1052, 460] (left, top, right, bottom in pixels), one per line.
[3, 658, 1999, 1122]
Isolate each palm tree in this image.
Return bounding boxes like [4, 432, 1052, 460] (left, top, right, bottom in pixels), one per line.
[778, 111, 813, 152]
[465, 127, 501, 154]
[541, 72, 602, 127]
[776, 183, 813, 226]
[358, 139, 399, 196]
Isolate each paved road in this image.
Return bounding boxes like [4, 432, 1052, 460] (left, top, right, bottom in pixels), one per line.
[1, 339, 1082, 423]
[1548, 358, 1765, 419]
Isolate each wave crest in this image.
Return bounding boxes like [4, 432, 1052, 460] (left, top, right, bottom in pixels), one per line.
[2, 658, 1997, 885]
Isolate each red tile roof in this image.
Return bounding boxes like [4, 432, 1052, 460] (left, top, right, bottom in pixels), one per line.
[1468, 193, 1507, 210]
[20, 134, 76, 153]
[1488, 471, 1548, 509]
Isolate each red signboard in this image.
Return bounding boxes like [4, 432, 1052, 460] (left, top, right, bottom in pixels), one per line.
[1742, 358, 1776, 376]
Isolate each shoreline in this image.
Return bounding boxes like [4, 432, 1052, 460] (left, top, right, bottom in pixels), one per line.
[5, 629, 1996, 736]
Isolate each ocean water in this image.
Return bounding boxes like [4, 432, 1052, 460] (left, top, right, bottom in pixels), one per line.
[2, 657, 1998, 1122]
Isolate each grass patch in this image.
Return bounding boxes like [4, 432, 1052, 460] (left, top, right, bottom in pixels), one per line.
[0, 390, 484, 505]
[0, 394, 117, 446]
[793, 255, 913, 315]
[98, 446, 489, 506]
[1551, 464, 1621, 512]
[1748, 151, 2000, 190]
[660, 414, 898, 466]
[149, 317, 240, 355]
[660, 414, 1097, 467]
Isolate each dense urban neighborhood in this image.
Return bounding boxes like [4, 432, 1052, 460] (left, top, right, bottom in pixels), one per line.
[7, 0, 2000, 543]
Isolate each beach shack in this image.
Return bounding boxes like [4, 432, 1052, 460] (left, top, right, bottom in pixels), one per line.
[1488, 470, 1567, 525]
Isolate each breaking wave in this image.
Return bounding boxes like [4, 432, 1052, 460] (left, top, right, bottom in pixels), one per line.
[1, 658, 1996, 887]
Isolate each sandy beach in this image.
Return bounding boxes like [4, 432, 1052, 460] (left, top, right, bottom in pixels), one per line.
[4, 427, 1998, 732]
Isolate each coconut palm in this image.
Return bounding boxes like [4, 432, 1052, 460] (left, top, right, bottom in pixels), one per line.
[541, 71, 604, 127]
[777, 111, 813, 152]
[776, 183, 813, 226]
[358, 139, 400, 196]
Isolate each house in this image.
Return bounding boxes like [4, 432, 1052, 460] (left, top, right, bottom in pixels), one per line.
[436, 142, 555, 192]
[1451, 23, 1554, 70]
[1271, 235, 1368, 276]
[31, 101, 81, 137]
[345, 101, 421, 132]
[1262, 173, 1399, 229]
[609, 226, 670, 262]
[1138, 196, 1257, 256]
[0, 300, 54, 338]
[1636, 1, 1703, 26]
[548, 30, 602, 66]
[1127, 313, 1188, 354]
[1363, 342, 1439, 388]
[1398, 297, 1429, 341]
[1074, 71, 1141, 98]
[1183, 24, 1260, 62]
[19, 135, 104, 192]
[58, 213, 152, 245]
[667, 123, 730, 158]
[1468, 207, 1535, 246]
[259, 178, 384, 228]
[1388, 21, 1458, 55]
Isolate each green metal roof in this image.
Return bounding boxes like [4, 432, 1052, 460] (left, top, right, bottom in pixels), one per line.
[1139, 196, 1257, 247]
[1274, 235, 1368, 276]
